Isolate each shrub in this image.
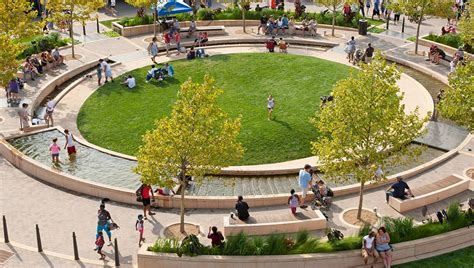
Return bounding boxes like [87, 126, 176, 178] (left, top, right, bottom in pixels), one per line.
[148, 238, 179, 253]
[424, 33, 474, 53]
[18, 33, 69, 59]
[178, 234, 204, 257]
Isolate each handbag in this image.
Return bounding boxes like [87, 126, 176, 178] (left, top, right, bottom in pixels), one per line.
[108, 222, 120, 231]
[136, 185, 144, 202]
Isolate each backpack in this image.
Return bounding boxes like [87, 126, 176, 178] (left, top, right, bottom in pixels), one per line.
[326, 187, 334, 197]
[135, 185, 144, 202]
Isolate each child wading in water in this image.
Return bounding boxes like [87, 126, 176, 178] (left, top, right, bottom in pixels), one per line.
[95, 231, 106, 260]
[288, 189, 301, 214]
[267, 95, 275, 120]
[136, 214, 145, 246]
[49, 138, 60, 163]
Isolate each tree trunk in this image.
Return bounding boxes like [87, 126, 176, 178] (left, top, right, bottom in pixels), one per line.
[356, 180, 365, 219]
[242, 8, 246, 33]
[153, 11, 157, 37]
[82, 23, 86, 36]
[179, 179, 186, 233]
[415, 19, 422, 55]
[332, 8, 336, 36]
[70, 23, 75, 58]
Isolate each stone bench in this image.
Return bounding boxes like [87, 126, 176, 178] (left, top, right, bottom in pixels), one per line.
[388, 174, 470, 213]
[223, 209, 327, 236]
[179, 26, 226, 36]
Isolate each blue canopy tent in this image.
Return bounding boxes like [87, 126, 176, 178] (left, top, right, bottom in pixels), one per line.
[154, 0, 193, 17]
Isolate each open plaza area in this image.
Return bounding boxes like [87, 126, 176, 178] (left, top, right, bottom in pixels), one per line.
[0, 0, 473, 267]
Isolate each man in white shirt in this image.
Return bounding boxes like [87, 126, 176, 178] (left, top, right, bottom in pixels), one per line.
[362, 231, 378, 265]
[121, 75, 136, 89]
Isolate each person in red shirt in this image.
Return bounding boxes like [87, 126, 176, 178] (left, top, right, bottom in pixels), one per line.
[164, 31, 171, 56]
[175, 32, 181, 55]
[140, 183, 155, 219]
[207, 226, 224, 247]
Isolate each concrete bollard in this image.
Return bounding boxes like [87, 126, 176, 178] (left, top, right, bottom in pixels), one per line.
[3, 215, 9, 243]
[36, 224, 43, 252]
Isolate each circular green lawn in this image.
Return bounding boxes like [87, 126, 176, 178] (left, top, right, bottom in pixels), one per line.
[77, 53, 352, 165]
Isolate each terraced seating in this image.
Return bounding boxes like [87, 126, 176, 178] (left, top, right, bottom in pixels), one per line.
[388, 174, 470, 213]
[223, 209, 327, 236]
[179, 26, 226, 36]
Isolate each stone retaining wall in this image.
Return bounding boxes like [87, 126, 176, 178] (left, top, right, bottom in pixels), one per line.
[113, 20, 357, 37]
[417, 35, 473, 59]
[137, 227, 474, 268]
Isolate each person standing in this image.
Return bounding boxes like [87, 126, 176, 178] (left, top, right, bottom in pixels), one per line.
[232, 196, 250, 221]
[96, 203, 114, 246]
[359, 0, 365, 17]
[18, 103, 31, 130]
[138, 183, 156, 219]
[174, 32, 182, 55]
[44, 97, 55, 127]
[99, 59, 113, 83]
[298, 164, 313, 206]
[63, 129, 77, 159]
[364, 43, 375, 64]
[147, 37, 159, 63]
[49, 138, 60, 163]
[95, 231, 106, 260]
[267, 95, 275, 120]
[346, 36, 357, 62]
[96, 63, 102, 86]
[288, 189, 301, 214]
[164, 31, 171, 56]
[135, 214, 145, 247]
[366, 0, 371, 16]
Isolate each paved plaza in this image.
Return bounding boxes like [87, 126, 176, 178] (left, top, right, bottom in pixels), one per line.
[1, 2, 473, 267]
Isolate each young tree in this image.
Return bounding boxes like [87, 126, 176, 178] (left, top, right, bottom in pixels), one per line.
[0, 0, 41, 88]
[125, 0, 153, 17]
[459, 3, 474, 48]
[134, 75, 244, 233]
[438, 59, 474, 131]
[218, 0, 260, 33]
[0, 0, 39, 38]
[312, 52, 428, 219]
[397, 0, 453, 54]
[315, 0, 356, 36]
[47, 0, 106, 58]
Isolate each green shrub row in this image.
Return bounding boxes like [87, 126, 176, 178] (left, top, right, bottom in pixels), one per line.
[118, 7, 375, 29]
[149, 201, 473, 257]
[18, 32, 69, 59]
[423, 33, 474, 54]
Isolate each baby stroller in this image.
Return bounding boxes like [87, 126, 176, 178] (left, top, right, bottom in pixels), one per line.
[310, 185, 332, 210]
[353, 49, 364, 65]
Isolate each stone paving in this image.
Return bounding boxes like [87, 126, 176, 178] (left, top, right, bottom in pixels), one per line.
[1, 6, 473, 268]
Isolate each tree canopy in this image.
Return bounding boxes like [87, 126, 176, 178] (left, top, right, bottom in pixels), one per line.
[459, 3, 474, 47]
[134, 75, 243, 232]
[439, 59, 474, 131]
[312, 52, 429, 219]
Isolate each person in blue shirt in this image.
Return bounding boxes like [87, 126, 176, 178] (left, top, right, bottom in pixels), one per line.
[298, 164, 313, 206]
[164, 63, 174, 77]
[385, 176, 414, 202]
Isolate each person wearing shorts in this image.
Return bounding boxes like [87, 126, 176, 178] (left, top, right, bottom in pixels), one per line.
[376, 227, 392, 268]
[298, 164, 312, 206]
[44, 97, 55, 126]
[49, 138, 60, 163]
[147, 37, 159, 64]
[139, 184, 155, 219]
[164, 31, 171, 55]
[267, 95, 275, 120]
[135, 214, 145, 246]
[63, 129, 76, 158]
[362, 231, 378, 265]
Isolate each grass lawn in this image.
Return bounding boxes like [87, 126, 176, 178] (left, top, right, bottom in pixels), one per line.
[77, 53, 352, 165]
[394, 246, 474, 268]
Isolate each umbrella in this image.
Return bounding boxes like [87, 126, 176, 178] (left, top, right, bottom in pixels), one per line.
[154, 0, 193, 17]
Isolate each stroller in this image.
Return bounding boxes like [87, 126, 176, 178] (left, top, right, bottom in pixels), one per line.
[353, 49, 364, 65]
[310, 184, 332, 210]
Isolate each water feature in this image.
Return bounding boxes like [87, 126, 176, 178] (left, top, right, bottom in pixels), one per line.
[6, 64, 452, 196]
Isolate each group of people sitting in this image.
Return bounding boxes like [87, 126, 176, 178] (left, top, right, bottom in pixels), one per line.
[145, 63, 175, 83]
[186, 47, 208, 60]
[258, 15, 318, 37]
[266, 36, 289, 53]
[428, 44, 466, 73]
[21, 48, 64, 81]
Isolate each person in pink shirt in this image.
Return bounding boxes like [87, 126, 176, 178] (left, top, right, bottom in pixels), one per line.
[174, 32, 181, 55]
[50, 138, 60, 163]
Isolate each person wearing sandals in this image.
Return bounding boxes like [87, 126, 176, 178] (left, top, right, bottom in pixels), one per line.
[147, 37, 159, 64]
[376, 227, 392, 268]
[139, 184, 155, 219]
